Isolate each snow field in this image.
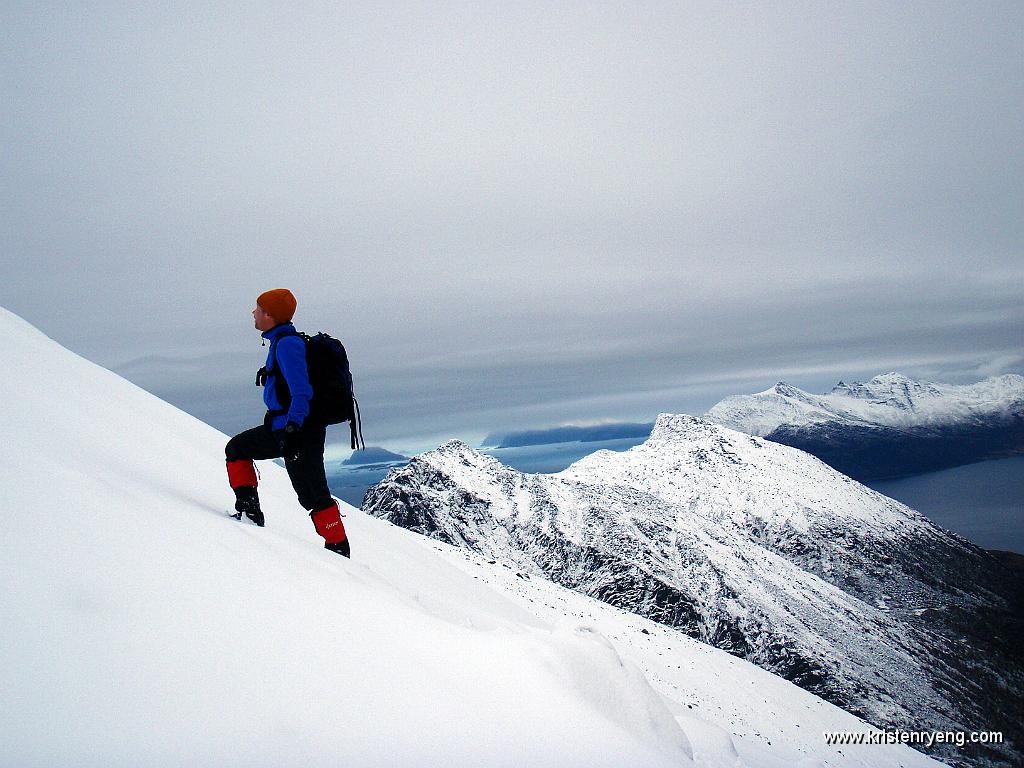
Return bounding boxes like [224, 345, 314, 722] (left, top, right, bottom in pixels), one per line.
[0, 307, 941, 767]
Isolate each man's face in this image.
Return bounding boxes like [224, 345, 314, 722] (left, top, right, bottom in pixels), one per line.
[253, 305, 277, 332]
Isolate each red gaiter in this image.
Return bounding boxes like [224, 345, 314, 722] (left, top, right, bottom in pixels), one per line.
[311, 503, 348, 544]
[226, 459, 258, 489]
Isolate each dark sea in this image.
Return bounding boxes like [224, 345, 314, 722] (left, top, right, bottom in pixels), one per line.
[327, 440, 1023, 556]
[866, 455, 1024, 555]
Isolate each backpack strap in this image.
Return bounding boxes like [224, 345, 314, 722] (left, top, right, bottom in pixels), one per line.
[264, 328, 301, 378]
[261, 328, 303, 411]
[350, 397, 365, 450]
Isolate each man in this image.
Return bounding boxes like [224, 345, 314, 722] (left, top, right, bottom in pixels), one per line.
[224, 288, 351, 558]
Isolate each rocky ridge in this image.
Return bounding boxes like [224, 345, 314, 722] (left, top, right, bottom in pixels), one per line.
[364, 414, 1023, 767]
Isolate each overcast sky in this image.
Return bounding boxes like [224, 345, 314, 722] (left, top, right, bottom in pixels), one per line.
[3, 1, 1022, 454]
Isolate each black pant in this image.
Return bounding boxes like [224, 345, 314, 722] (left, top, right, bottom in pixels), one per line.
[225, 422, 333, 512]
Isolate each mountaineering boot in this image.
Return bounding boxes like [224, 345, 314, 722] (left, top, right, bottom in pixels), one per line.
[226, 459, 263, 526]
[311, 502, 349, 557]
[233, 486, 265, 527]
[325, 539, 351, 558]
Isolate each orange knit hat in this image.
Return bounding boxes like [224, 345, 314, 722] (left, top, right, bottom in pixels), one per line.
[257, 288, 297, 324]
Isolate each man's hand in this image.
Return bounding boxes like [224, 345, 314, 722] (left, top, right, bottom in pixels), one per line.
[275, 422, 302, 461]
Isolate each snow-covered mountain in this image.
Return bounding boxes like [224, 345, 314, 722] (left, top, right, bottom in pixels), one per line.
[706, 373, 1024, 480]
[364, 415, 1023, 767]
[1, 305, 953, 768]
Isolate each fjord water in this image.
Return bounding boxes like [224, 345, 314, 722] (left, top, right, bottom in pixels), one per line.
[866, 454, 1024, 554]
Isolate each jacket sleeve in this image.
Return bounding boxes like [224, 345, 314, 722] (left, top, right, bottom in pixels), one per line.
[275, 336, 313, 427]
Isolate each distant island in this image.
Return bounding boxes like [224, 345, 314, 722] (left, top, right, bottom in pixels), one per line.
[482, 421, 654, 449]
[341, 447, 410, 466]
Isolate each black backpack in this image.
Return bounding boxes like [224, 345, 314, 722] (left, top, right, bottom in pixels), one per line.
[258, 330, 365, 450]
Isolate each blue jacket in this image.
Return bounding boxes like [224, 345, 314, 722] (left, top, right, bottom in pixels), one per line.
[261, 323, 313, 431]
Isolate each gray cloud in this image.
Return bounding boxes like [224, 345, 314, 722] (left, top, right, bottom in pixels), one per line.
[3, 1, 1021, 453]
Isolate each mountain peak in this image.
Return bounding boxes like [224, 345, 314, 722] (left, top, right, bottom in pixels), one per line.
[836, 373, 944, 404]
[436, 438, 476, 453]
[869, 372, 916, 386]
[648, 413, 716, 443]
[418, 438, 503, 473]
[772, 381, 803, 396]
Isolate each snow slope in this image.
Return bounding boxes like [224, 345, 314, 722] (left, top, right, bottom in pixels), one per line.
[0, 305, 943, 768]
